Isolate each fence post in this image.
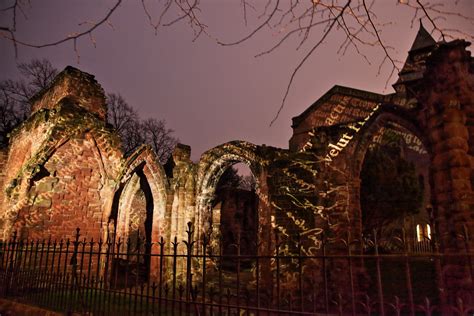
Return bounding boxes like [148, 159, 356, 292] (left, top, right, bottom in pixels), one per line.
[69, 227, 85, 314]
[158, 236, 165, 316]
[5, 230, 18, 296]
[322, 231, 329, 314]
[297, 233, 303, 312]
[373, 229, 385, 316]
[184, 221, 195, 314]
[431, 225, 448, 314]
[201, 232, 209, 315]
[346, 231, 356, 316]
[462, 225, 473, 284]
[171, 235, 178, 316]
[275, 230, 281, 311]
[401, 228, 415, 316]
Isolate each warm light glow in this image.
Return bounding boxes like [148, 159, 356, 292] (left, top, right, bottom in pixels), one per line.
[417, 223, 431, 241]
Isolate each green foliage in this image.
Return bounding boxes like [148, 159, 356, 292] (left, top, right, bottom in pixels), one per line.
[360, 140, 424, 234]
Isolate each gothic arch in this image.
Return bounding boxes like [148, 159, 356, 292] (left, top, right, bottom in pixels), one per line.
[113, 145, 168, 245]
[195, 140, 264, 252]
[351, 110, 430, 177]
[349, 109, 432, 239]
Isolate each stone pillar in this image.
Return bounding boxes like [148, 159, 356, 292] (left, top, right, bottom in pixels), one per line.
[414, 40, 474, 303]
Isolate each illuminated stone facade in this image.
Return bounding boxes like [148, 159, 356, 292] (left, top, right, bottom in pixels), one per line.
[289, 28, 474, 299]
[0, 25, 472, 298]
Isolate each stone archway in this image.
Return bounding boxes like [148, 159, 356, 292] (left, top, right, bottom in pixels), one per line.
[111, 145, 168, 281]
[349, 110, 437, 302]
[350, 111, 431, 243]
[196, 141, 264, 255]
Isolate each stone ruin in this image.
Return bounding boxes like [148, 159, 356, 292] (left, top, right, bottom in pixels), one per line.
[0, 24, 473, 298]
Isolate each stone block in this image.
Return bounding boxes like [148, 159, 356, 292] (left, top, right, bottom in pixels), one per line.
[34, 197, 52, 208]
[442, 108, 466, 123]
[432, 150, 471, 168]
[449, 167, 471, 180]
[35, 178, 57, 192]
[451, 179, 472, 193]
[433, 137, 469, 153]
[443, 123, 469, 138]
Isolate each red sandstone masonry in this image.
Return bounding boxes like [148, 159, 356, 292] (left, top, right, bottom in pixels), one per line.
[0, 37, 471, 309]
[30, 66, 106, 120]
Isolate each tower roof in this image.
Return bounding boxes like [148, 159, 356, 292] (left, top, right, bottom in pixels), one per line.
[409, 21, 436, 52]
[392, 21, 438, 91]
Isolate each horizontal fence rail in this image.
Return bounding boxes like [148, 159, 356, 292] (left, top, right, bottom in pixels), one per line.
[1, 223, 473, 315]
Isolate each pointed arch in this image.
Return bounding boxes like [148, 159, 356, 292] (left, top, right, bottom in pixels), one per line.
[349, 108, 431, 241]
[114, 145, 169, 243]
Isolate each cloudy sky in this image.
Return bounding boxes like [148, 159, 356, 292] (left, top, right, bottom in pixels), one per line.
[1, 0, 472, 161]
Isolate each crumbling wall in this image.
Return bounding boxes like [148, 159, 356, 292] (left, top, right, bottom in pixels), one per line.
[0, 111, 57, 240]
[30, 66, 107, 120]
[0, 67, 123, 241]
[11, 135, 108, 240]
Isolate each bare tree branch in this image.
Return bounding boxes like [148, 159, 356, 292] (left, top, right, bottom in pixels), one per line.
[1, 0, 472, 125]
[415, 0, 445, 41]
[0, 58, 57, 147]
[270, 0, 352, 126]
[362, 0, 399, 88]
[217, 0, 280, 46]
[106, 93, 178, 162]
[1, 0, 122, 61]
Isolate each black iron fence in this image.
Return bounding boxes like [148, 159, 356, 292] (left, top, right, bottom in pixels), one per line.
[0, 223, 473, 315]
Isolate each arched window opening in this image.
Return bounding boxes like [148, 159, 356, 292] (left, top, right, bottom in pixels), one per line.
[111, 167, 155, 286]
[210, 162, 258, 271]
[359, 122, 436, 302]
[360, 123, 431, 249]
[416, 224, 431, 242]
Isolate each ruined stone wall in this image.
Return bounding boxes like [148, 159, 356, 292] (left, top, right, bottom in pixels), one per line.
[0, 40, 471, 286]
[167, 144, 195, 244]
[12, 136, 107, 240]
[30, 66, 107, 120]
[0, 111, 57, 240]
[0, 67, 123, 242]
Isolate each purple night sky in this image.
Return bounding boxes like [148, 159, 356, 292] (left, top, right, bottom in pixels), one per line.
[1, 1, 472, 161]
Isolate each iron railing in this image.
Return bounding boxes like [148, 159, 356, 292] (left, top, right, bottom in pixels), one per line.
[0, 223, 473, 315]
